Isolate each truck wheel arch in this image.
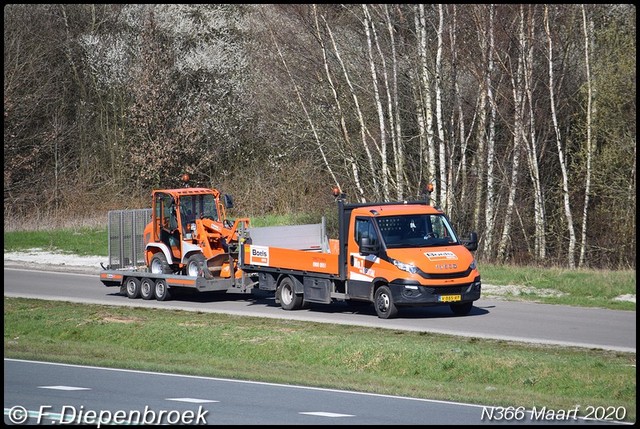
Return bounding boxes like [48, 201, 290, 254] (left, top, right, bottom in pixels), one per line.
[145, 243, 173, 267]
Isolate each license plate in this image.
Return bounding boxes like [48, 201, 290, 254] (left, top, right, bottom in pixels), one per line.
[438, 294, 461, 303]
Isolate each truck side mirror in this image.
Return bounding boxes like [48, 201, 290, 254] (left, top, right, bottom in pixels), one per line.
[359, 236, 379, 255]
[223, 194, 234, 209]
[463, 232, 478, 251]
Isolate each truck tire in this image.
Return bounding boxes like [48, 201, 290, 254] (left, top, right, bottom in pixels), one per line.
[277, 277, 304, 311]
[140, 277, 155, 300]
[150, 253, 172, 274]
[125, 277, 141, 299]
[374, 285, 398, 319]
[185, 253, 212, 279]
[450, 302, 473, 316]
[155, 279, 172, 301]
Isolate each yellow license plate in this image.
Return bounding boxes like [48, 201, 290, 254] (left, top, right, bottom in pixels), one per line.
[438, 294, 461, 303]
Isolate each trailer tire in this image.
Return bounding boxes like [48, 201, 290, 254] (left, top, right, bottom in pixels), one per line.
[150, 253, 172, 274]
[450, 302, 473, 316]
[140, 278, 155, 300]
[125, 277, 141, 299]
[185, 253, 212, 279]
[277, 277, 304, 311]
[374, 285, 398, 319]
[155, 279, 172, 301]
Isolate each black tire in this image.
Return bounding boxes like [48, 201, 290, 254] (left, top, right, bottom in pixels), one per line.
[450, 302, 473, 316]
[140, 277, 155, 300]
[150, 253, 172, 274]
[185, 253, 212, 278]
[374, 285, 398, 319]
[124, 277, 141, 299]
[277, 277, 304, 311]
[155, 279, 172, 301]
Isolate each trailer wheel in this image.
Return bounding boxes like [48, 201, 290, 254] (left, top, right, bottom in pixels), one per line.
[150, 253, 172, 274]
[185, 253, 212, 279]
[277, 277, 303, 311]
[155, 279, 172, 301]
[450, 302, 473, 316]
[125, 277, 141, 299]
[140, 277, 155, 300]
[374, 285, 398, 319]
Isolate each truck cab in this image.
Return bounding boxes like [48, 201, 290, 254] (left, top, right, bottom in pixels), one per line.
[339, 200, 480, 318]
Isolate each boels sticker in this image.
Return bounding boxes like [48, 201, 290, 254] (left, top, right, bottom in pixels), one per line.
[424, 251, 458, 261]
[249, 245, 269, 266]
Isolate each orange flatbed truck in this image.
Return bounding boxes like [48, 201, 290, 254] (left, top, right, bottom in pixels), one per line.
[239, 193, 481, 319]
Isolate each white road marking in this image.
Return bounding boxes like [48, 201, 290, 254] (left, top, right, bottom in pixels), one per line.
[166, 398, 219, 404]
[300, 411, 354, 417]
[38, 385, 91, 391]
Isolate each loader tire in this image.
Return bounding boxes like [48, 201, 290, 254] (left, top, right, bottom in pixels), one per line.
[277, 277, 304, 311]
[185, 253, 212, 279]
[150, 253, 172, 275]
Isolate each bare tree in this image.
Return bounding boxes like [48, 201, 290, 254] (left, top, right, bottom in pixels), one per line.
[545, 5, 576, 268]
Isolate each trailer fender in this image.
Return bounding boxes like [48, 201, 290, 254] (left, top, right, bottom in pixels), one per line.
[145, 243, 173, 265]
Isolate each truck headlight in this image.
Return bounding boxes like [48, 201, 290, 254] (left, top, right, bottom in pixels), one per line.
[469, 259, 477, 270]
[391, 259, 418, 274]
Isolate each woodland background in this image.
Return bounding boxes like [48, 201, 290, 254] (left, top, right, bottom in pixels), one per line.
[3, 4, 636, 269]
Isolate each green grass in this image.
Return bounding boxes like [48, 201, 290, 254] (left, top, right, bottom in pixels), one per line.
[4, 297, 635, 423]
[4, 228, 636, 311]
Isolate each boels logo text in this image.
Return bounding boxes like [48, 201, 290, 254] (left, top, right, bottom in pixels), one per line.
[249, 245, 269, 266]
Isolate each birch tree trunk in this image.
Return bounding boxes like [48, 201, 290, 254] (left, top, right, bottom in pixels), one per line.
[385, 5, 405, 200]
[362, 5, 389, 201]
[417, 4, 436, 206]
[545, 5, 576, 268]
[523, 5, 546, 260]
[435, 4, 447, 211]
[482, 4, 497, 257]
[497, 5, 526, 261]
[578, 5, 594, 268]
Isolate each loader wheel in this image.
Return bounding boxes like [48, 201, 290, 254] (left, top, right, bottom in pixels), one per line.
[277, 277, 303, 311]
[155, 279, 172, 301]
[125, 277, 141, 299]
[185, 253, 212, 279]
[450, 302, 473, 316]
[140, 278, 155, 300]
[374, 285, 398, 319]
[150, 253, 172, 274]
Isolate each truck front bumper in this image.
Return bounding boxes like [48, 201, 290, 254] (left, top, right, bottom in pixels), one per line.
[388, 278, 481, 306]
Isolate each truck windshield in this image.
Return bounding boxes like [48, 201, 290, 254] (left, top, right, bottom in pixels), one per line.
[375, 214, 458, 248]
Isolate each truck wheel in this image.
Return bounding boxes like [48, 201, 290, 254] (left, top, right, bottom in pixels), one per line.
[140, 277, 155, 300]
[125, 277, 141, 299]
[450, 302, 473, 316]
[150, 253, 172, 274]
[277, 277, 303, 311]
[374, 285, 398, 319]
[186, 253, 212, 279]
[155, 279, 172, 301]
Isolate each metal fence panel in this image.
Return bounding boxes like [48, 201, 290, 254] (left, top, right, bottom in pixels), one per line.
[107, 208, 152, 269]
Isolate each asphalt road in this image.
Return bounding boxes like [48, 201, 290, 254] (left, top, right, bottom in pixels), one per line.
[3, 359, 626, 425]
[3, 267, 636, 352]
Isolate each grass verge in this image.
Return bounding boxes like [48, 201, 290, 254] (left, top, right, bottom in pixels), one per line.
[4, 297, 636, 423]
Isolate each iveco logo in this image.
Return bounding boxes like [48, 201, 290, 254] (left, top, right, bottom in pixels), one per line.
[435, 263, 457, 270]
